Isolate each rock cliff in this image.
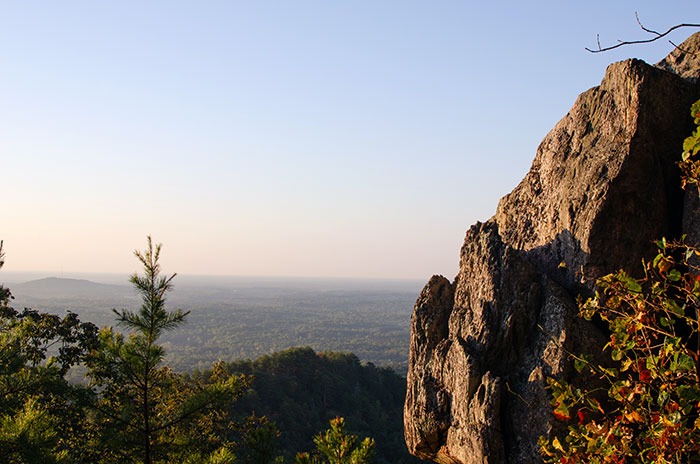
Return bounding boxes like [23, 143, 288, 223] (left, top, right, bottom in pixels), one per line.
[405, 33, 700, 464]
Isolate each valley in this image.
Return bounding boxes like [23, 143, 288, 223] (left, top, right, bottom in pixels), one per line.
[6, 274, 424, 375]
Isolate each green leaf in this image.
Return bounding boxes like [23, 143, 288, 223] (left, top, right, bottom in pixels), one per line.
[666, 299, 684, 317]
[620, 358, 633, 372]
[611, 348, 622, 361]
[574, 356, 590, 373]
[619, 274, 642, 293]
[683, 136, 700, 153]
[587, 397, 604, 414]
[668, 269, 682, 282]
[675, 353, 695, 372]
[646, 355, 661, 372]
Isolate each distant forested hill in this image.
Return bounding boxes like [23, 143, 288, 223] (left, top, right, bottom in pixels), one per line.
[206, 347, 427, 464]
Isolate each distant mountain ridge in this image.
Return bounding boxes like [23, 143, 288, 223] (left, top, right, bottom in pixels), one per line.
[12, 277, 129, 299]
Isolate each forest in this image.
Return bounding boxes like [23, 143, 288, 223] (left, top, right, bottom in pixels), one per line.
[210, 347, 424, 463]
[8, 273, 422, 375]
[0, 238, 426, 463]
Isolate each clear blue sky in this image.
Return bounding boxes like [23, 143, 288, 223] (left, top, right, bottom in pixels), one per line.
[1, 2, 696, 280]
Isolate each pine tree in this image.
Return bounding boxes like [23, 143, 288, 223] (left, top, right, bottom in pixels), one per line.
[295, 417, 375, 464]
[87, 237, 243, 463]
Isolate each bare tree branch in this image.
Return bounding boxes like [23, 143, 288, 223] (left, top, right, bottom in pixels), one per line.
[635, 12, 660, 36]
[586, 12, 700, 53]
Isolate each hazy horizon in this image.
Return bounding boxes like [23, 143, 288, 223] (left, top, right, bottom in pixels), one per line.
[1, 270, 426, 291]
[3, 2, 696, 280]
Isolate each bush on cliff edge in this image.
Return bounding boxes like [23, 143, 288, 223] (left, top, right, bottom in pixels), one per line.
[540, 100, 700, 463]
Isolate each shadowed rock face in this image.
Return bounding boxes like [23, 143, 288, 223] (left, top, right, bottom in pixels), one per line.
[405, 33, 700, 464]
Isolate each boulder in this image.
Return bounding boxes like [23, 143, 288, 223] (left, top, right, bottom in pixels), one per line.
[405, 33, 700, 463]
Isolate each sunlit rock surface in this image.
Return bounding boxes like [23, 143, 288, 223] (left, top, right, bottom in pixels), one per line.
[405, 33, 700, 464]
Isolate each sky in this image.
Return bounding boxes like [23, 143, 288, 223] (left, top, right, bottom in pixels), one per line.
[1, 2, 697, 281]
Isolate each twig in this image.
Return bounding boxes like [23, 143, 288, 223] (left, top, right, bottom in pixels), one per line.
[586, 12, 700, 53]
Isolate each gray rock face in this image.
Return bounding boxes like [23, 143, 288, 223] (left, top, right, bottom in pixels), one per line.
[405, 33, 700, 464]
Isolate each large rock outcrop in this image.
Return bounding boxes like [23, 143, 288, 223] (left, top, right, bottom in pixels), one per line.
[405, 33, 700, 464]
